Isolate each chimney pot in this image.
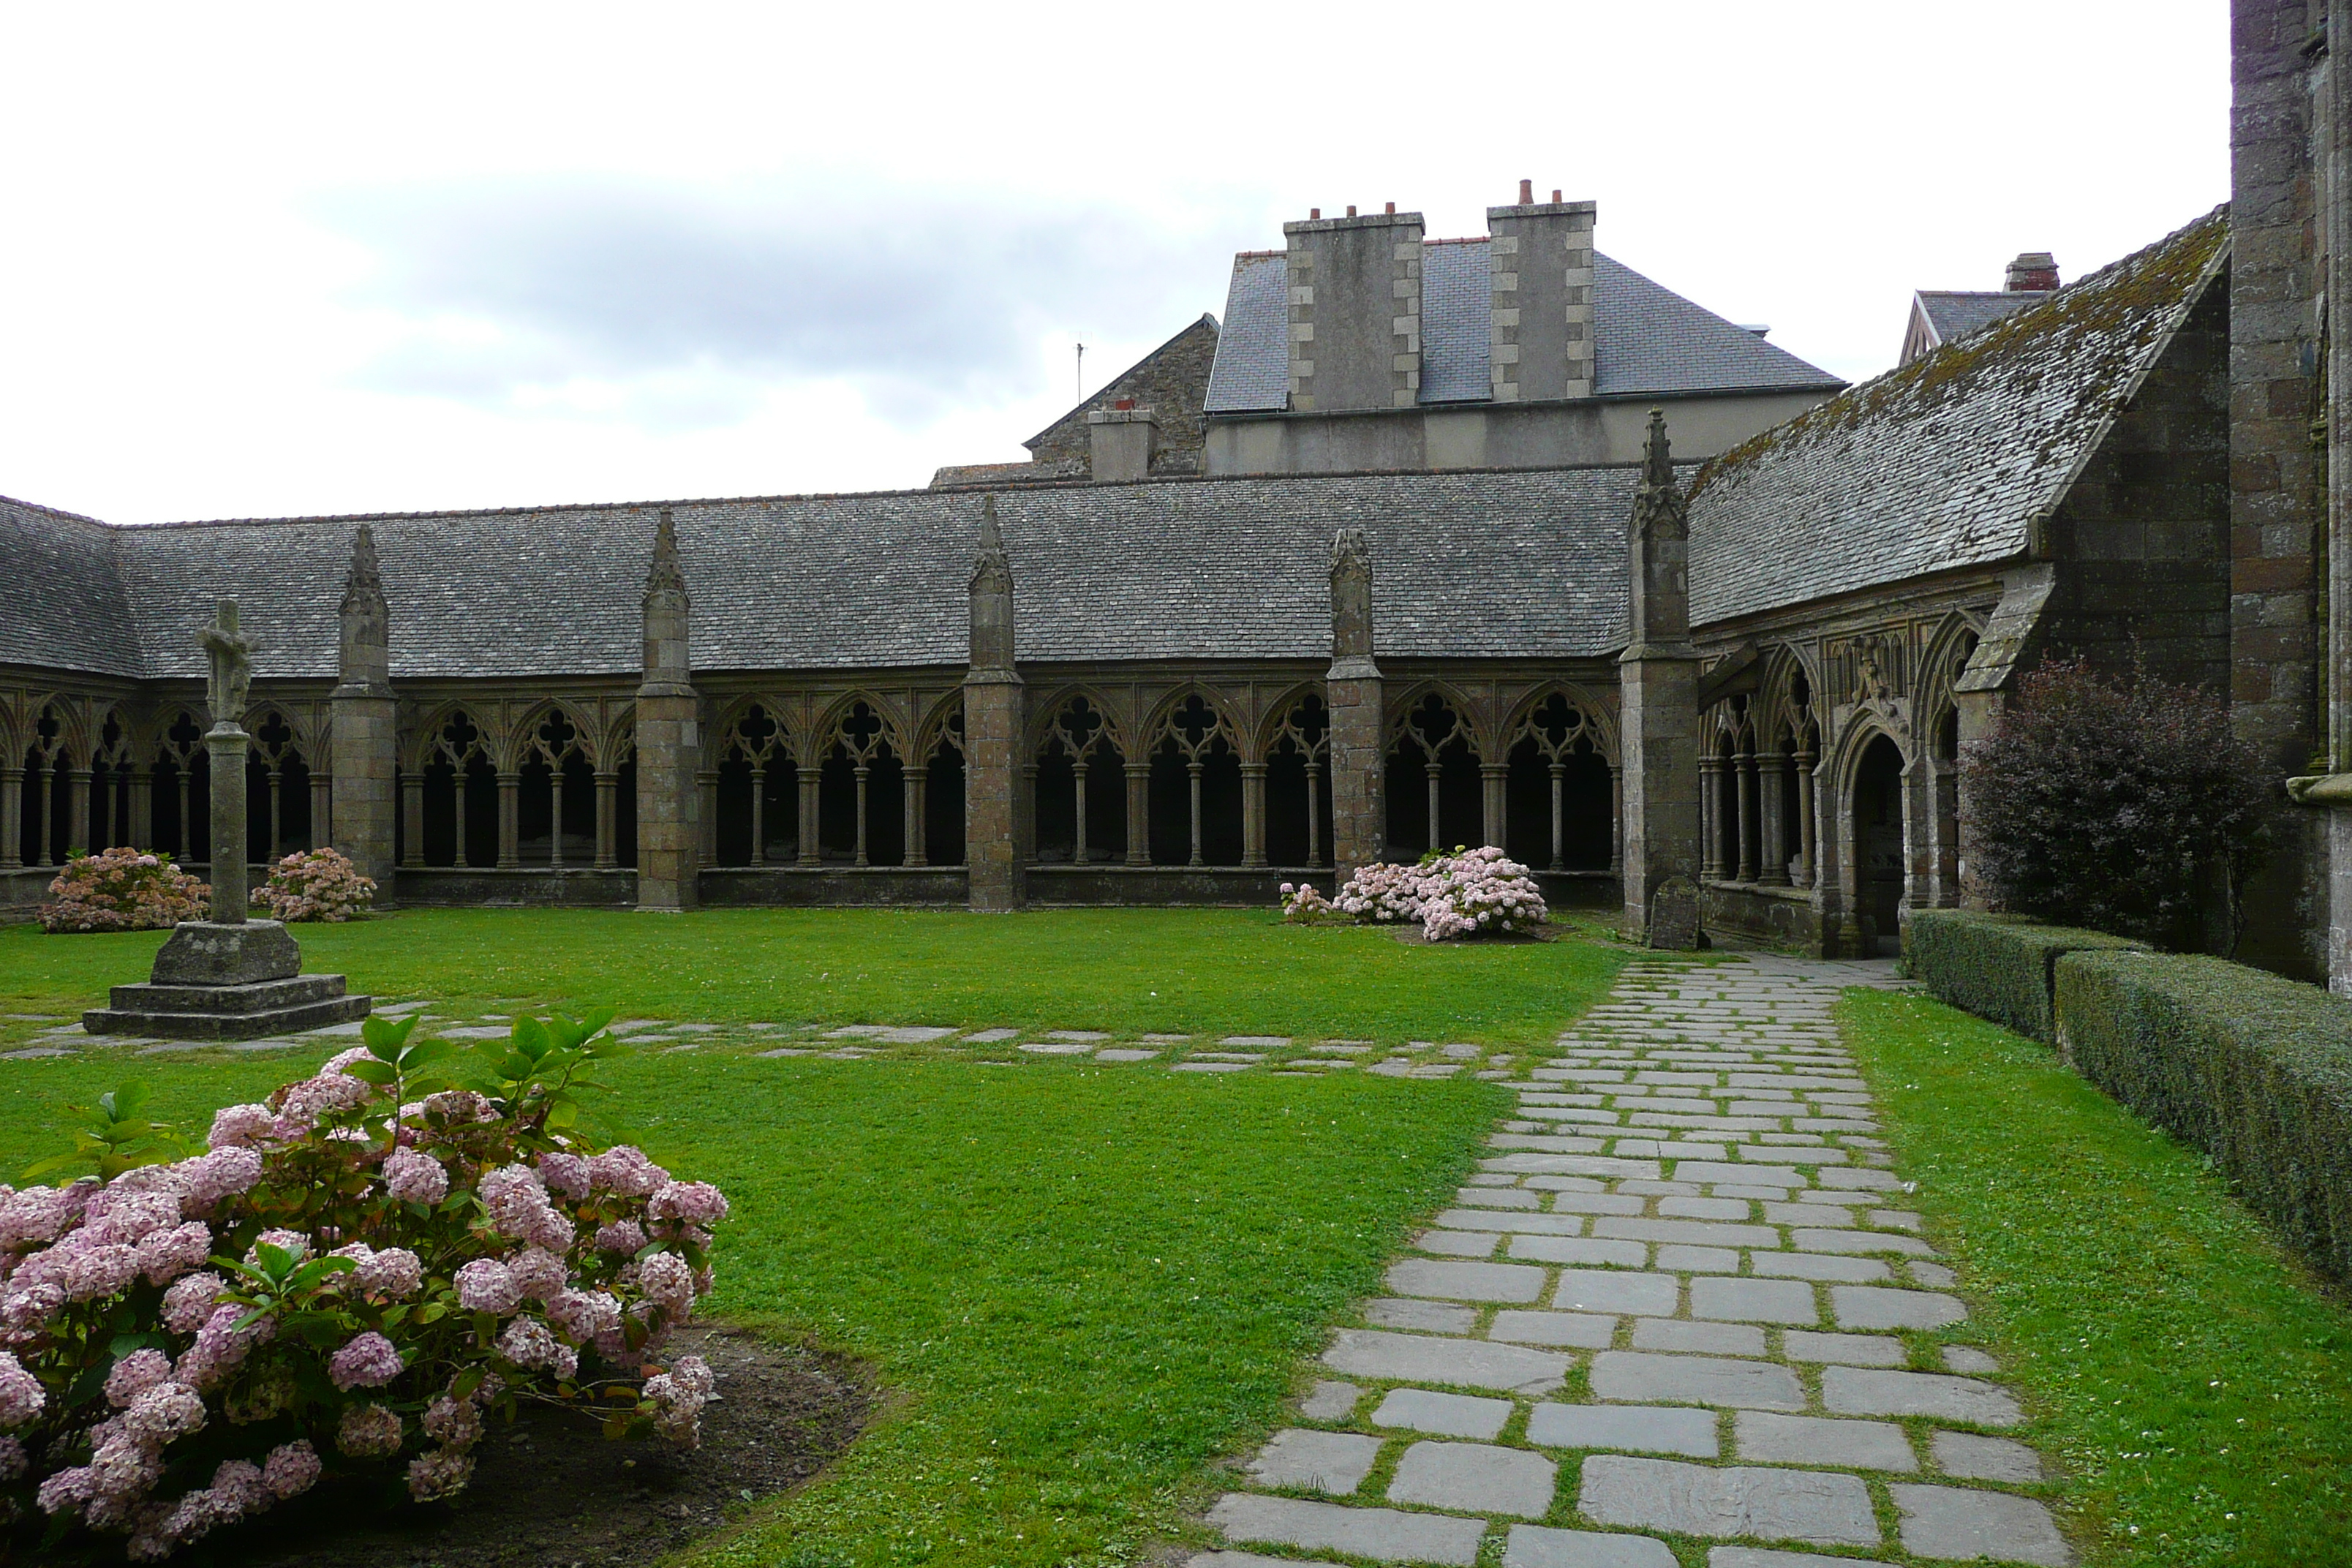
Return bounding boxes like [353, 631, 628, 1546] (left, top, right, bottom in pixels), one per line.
[1310, 207, 1320, 220]
[2005, 251, 2059, 292]
[1384, 201, 1395, 214]
[1346, 204, 1357, 217]
[1550, 189, 1561, 203]
[1113, 396, 1135, 410]
[1518, 178, 1533, 204]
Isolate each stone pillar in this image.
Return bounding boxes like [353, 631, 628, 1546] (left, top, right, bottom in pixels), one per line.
[594, 771, 618, 868]
[1618, 411, 1703, 946]
[1608, 764, 1623, 876]
[696, 769, 719, 867]
[400, 774, 423, 867]
[495, 772, 521, 868]
[908, 769, 929, 867]
[797, 770, 821, 864]
[1480, 762, 1507, 851]
[130, 766, 154, 851]
[1186, 760, 1205, 866]
[853, 764, 872, 866]
[207, 735, 250, 922]
[1734, 749, 1757, 883]
[965, 497, 1025, 911]
[1308, 756, 1325, 867]
[1326, 527, 1386, 880]
[329, 523, 399, 891]
[1547, 762, 1566, 870]
[1759, 755, 1790, 886]
[902, 769, 921, 868]
[1796, 745, 1818, 888]
[634, 510, 701, 911]
[1240, 761, 1267, 867]
[1699, 755, 1722, 881]
[1124, 764, 1150, 865]
[67, 767, 91, 857]
[309, 773, 331, 851]
[0, 769, 20, 868]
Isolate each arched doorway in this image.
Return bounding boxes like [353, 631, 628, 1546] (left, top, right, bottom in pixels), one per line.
[1851, 736, 1907, 956]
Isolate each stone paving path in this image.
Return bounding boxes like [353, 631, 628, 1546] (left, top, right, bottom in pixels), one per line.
[4, 1008, 1498, 1082]
[1196, 954, 2074, 1568]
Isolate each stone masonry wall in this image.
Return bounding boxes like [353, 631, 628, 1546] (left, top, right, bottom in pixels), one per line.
[1022, 315, 1221, 479]
[2232, 0, 2328, 977]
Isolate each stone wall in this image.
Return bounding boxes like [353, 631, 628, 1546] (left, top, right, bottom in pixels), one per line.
[1019, 315, 1221, 480]
[2231, 0, 2329, 978]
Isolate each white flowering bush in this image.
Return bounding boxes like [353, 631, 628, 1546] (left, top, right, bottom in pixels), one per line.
[37, 850, 211, 935]
[250, 847, 377, 923]
[0, 1011, 728, 1559]
[1308, 847, 1548, 941]
[1414, 845, 1549, 940]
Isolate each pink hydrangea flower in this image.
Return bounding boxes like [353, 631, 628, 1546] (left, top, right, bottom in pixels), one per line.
[536, 1150, 593, 1200]
[336, 1403, 404, 1458]
[547, 1288, 622, 1346]
[355, 1246, 424, 1299]
[588, 1147, 668, 1197]
[66, 1243, 142, 1302]
[636, 1253, 696, 1316]
[495, 1317, 577, 1379]
[207, 1104, 275, 1151]
[0, 1433, 24, 1481]
[509, 1246, 568, 1303]
[178, 1146, 264, 1211]
[327, 1331, 403, 1391]
[161, 1271, 226, 1334]
[381, 1147, 450, 1205]
[244, 1229, 311, 1267]
[0, 1349, 48, 1427]
[649, 1180, 730, 1226]
[103, 1349, 173, 1409]
[0, 1284, 63, 1343]
[421, 1391, 483, 1447]
[136, 1221, 214, 1286]
[595, 1218, 647, 1254]
[406, 1444, 473, 1501]
[262, 1439, 321, 1499]
[454, 1259, 521, 1315]
[123, 1381, 206, 1445]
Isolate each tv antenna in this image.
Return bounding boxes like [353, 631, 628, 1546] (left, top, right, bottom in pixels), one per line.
[1074, 342, 1085, 402]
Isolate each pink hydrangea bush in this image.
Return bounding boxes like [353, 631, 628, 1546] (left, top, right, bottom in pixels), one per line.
[1276, 882, 1347, 924]
[1414, 845, 1549, 940]
[1304, 847, 1548, 941]
[250, 847, 377, 923]
[37, 849, 211, 934]
[0, 1011, 727, 1559]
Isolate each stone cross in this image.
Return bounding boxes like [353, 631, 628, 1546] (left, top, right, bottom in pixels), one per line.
[198, 600, 258, 923]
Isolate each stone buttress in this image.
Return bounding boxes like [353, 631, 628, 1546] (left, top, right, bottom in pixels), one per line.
[634, 511, 701, 912]
[329, 524, 398, 892]
[1326, 526, 1385, 881]
[1618, 411, 1703, 946]
[964, 497, 1025, 911]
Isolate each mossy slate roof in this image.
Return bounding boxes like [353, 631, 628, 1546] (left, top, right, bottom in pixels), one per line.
[1686, 206, 2229, 627]
[3, 469, 1655, 684]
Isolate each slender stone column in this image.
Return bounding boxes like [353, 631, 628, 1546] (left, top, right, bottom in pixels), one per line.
[266, 769, 284, 864]
[798, 771, 821, 864]
[1734, 749, 1757, 882]
[1608, 764, 1624, 875]
[749, 767, 767, 866]
[549, 773, 568, 870]
[1124, 763, 1150, 865]
[401, 774, 424, 867]
[1699, 755, 1722, 881]
[594, 771, 618, 868]
[329, 524, 399, 889]
[1072, 761, 1091, 864]
[634, 510, 702, 911]
[1326, 527, 1385, 881]
[1618, 411, 1703, 946]
[1186, 760, 1205, 866]
[0, 769, 20, 868]
[453, 770, 474, 869]
[310, 772, 331, 851]
[130, 765, 154, 851]
[853, 764, 872, 866]
[908, 769, 929, 867]
[198, 601, 260, 923]
[1240, 761, 1267, 867]
[68, 767, 91, 856]
[1796, 745, 1817, 887]
[1548, 763, 1566, 870]
[901, 767, 920, 868]
[1480, 761, 1507, 851]
[495, 772, 521, 868]
[695, 770, 718, 867]
[964, 497, 1025, 910]
[1759, 754, 1790, 886]
[178, 769, 195, 860]
[1307, 757, 1325, 867]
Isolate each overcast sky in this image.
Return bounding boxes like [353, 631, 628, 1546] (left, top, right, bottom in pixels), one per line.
[0, 2, 2227, 525]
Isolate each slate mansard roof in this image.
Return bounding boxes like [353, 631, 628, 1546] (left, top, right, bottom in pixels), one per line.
[1685, 206, 2229, 627]
[1204, 245, 1845, 415]
[1912, 290, 2052, 348]
[2, 470, 1652, 685]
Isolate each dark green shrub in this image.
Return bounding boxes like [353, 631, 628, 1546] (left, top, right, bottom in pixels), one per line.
[1904, 908, 2144, 1044]
[2055, 950, 2352, 1285]
[1963, 658, 2272, 949]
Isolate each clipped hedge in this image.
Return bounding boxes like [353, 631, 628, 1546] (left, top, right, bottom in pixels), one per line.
[2055, 949, 2352, 1286]
[1903, 908, 2145, 1044]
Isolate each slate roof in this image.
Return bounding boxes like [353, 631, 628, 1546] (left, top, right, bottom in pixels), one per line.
[1686, 206, 2229, 627]
[0, 497, 141, 680]
[1204, 244, 1843, 414]
[1913, 289, 2052, 347]
[8, 468, 1654, 683]
[1202, 254, 1290, 413]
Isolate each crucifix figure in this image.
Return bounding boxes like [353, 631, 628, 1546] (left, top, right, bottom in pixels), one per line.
[198, 600, 260, 922]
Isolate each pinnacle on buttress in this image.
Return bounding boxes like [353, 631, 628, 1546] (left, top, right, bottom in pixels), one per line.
[971, 495, 1011, 590]
[644, 508, 688, 603]
[340, 524, 385, 612]
[1641, 407, 1674, 490]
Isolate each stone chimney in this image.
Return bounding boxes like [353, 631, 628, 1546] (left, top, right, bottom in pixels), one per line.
[2005, 252, 2059, 292]
[1488, 183, 1598, 402]
[1087, 399, 1158, 482]
[1284, 207, 1425, 412]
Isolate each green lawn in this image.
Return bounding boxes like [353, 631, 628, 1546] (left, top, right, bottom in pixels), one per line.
[1839, 990, 2352, 1566]
[0, 908, 1612, 1567]
[0, 907, 1626, 1049]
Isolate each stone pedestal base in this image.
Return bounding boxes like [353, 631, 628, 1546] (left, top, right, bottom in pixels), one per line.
[83, 919, 372, 1039]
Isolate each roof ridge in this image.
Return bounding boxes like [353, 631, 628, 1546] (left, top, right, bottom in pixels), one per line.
[0, 491, 113, 528]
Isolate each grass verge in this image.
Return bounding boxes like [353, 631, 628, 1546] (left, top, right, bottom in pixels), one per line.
[0, 906, 1624, 1048]
[1839, 989, 2352, 1565]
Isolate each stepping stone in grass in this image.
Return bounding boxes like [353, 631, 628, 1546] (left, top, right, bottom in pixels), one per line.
[1019, 1041, 1094, 1055]
[756, 1048, 813, 1058]
[225, 1039, 299, 1052]
[1096, 1048, 1158, 1063]
[1245, 1428, 1382, 1494]
[1372, 1388, 1512, 1439]
[1190, 1052, 1266, 1063]
[1, 1048, 74, 1060]
[1298, 1379, 1362, 1420]
[829, 1025, 958, 1044]
[1222, 1035, 1291, 1047]
[1046, 1030, 1112, 1042]
[1170, 1062, 1248, 1074]
[1387, 1440, 1556, 1518]
[1138, 1033, 1191, 1044]
[1891, 1484, 2069, 1566]
[1313, 1043, 1373, 1055]
[669, 1023, 724, 1035]
[1207, 1494, 1483, 1567]
[140, 1042, 207, 1055]
[1500, 1524, 1678, 1568]
[1440, 1044, 1482, 1058]
[963, 1028, 1019, 1044]
[1524, 1401, 1718, 1458]
[437, 1026, 513, 1040]
[1941, 1345, 1997, 1374]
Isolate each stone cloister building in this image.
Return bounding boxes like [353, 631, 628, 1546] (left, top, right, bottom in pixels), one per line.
[0, 194, 2258, 960]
